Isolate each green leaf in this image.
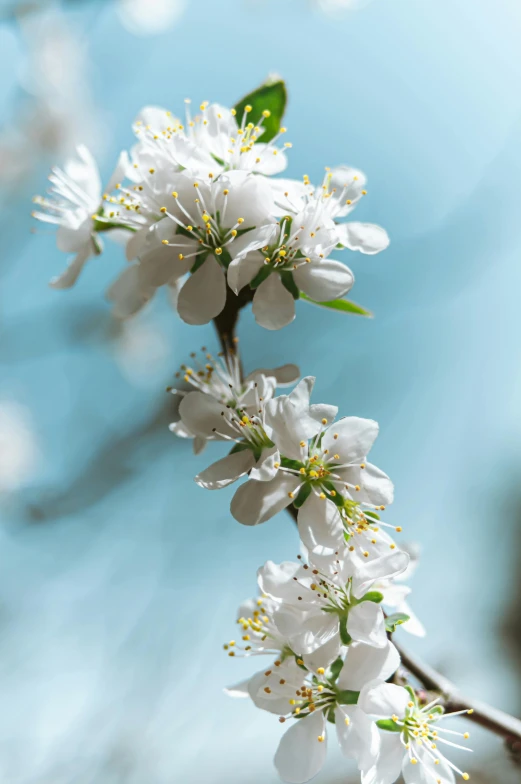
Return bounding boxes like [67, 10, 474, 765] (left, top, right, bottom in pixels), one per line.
[280, 457, 304, 472]
[234, 77, 287, 143]
[329, 657, 344, 683]
[280, 271, 300, 300]
[300, 292, 373, 317]
[359, 591, 384, 604]
[336, 689, 359, 705]
[339, 616, 352, 645]
[249, 264, 272, 289]
[293, 483, 312, 509]
[385, 613, 410, 633]
[376, 719, 402, 733]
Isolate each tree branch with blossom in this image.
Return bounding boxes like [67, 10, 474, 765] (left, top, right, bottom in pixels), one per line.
[32, 77, 521, 784]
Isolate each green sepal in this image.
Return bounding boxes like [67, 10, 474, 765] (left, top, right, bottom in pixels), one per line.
[280, 271, 300, 300]
[249, 264, 272, 289]
[376, 719, 402, 733]
[190, 252, 208, 274]
[300, 292, 373, 317]
[326, 708, 337, 724]
[234, 77, 287, 143]
[217, 247, 232, 269]
[229, 442, 250, 455]
[295, 655, 307, 671]
[336, 689, 359, 705]
[385, 613, 410, 633]
[293, 482, 312, 509]
[321, 480, 345, 508]
[280, 457, 304, 472]
[329, 657, 344, 683]
[364, 510, 380, 521]
[405, 684, 417, 704]
[359, 591, 384, 604]
[339, 616, 352, 645]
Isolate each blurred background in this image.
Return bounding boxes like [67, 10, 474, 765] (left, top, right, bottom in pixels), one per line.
[1, 0, 521, 781]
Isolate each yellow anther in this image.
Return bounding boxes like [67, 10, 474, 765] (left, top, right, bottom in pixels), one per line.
[319, 493, 326, 500]
[242, 635, 250, 641]
[296, 658, 304, 666]
[244, 104, 252, 113]
[464, 732, 470, 739]
[462, 775, 470, 781]
[361, 190, 367, 195]
[299, 467, 306, 475]
[193, 182, 199, 188]
[215, 248, 223, 255]
[149, 168, 155, 174]
[321, 418, 328, 425]
[187, 225, 193, 231]
[237, 217, 244, 224]
[162, 240, 169, 245]
[171, 191, 178, 198]
[317, 668, 325, 675]
[231, 108, 236, 116]
[390, 544, 396, 550]
[274, 462, 280, 468]
[344, 717, 350, 725]
[355, 485, 361, 492]
[467, 709, 474, 715]
[178, 254, 184, 260]
[317, 735, 325, 742]
[280, 127, 287, 133]
[231, 229, 237, 237]
[408, 702, 414, 708]
[309, 470, 318, 478]
[410, 758, 417, 765]
[262, 110, 271, 117]
[363, 551, 369, 558]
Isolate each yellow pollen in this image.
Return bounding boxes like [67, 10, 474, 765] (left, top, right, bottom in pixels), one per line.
[363, 551, 369, 558]
[244, 104, 252, 113]
[317, 668, 325, 675]
[390, 544, 396, 550]
[262, 110, 271, 117]
[464, 733, 470, 739]
[237, 218, 244, 224]
[149, 168, 155, 174]
[344, 716, 350, 725]
[296, 659, 304, 666]
[355, 485, 361, 492]
[361, 190, 367, 195]
[408, 702, 414, 708]
[299, 467, 306, 475]
[410, 759, 417, 765]
[319, 493, 326, 500]
[395, 526, 402, 532]
[171, 191, 178, 198]
[317, 735, 325, 743]
[215, 248, 223, 255]
[187, 225, 193, 231]
[321, 418, 328, 425]
[462, 775, 470, 781]
[274, 462, 280, 468]
[231, 230, 237, 237]
[467, 709, 474, 715]
[162, 240, 169, 245]
[288, 492, 294, 499]
[178, 254, 184, 260]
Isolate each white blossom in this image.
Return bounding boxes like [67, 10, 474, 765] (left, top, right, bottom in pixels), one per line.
[32, 146, 128, 289]
[169, 345, 299, 454]
[107, 168, 275, 322]
[228, 201, 354, 330]
[359, 682, 473, 784]
[225, 588, 401, 784]
[272, 167, 390, 256]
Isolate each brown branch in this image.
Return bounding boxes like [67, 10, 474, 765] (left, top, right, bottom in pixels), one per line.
[211, 288, 521, 759]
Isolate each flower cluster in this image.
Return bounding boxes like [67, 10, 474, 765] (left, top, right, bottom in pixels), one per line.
[173, 368, 472, 783]
[33, 85, 389, 330]
[34, 81, 480, 784]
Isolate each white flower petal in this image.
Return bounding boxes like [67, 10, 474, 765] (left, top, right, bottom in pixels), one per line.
[323, 416, 379, 463]
[195, 449, 255, 489]
[337, 222, 390, 255]
[302, 635, 342, 672]
[274, 711, 327, 784]
[106, 264, 152, 318]
[231, 474, 299, 525]
[178, 391, 236, 439]
[253, 274, 296, 330]
[298, 493, 343, 551]
[352, 550, 410, 599]
[335, 705, 380, 771]
[337, 641, 400, 691]
[257, 560, 301, 601]
[177, 255, 226, 325]
[347, 601, 387, 648]
[227, 252, 265, 295]
[359, 681, 409, 720]
[293, 259, 354, 301]
[361, 732, 404, 784]
[50, 244, 93, 290]
[249, 446, 281, 482]
[224, 677, 251, 699]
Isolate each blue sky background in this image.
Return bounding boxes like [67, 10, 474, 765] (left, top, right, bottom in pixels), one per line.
[1, 0, 521, 781]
